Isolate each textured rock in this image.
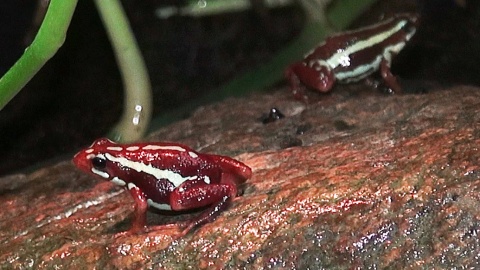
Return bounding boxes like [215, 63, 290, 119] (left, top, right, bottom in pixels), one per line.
[1, 85, 480, 269]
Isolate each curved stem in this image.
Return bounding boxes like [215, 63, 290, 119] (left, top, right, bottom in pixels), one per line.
[0, 0, 78, 110]
[94, 0, 152, 142]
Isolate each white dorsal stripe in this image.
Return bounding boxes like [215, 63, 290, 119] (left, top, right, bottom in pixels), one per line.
[188, 151, 198, 158]
[126, 146, 140, 151]
[104, 153, 197, 187]
[147, 199, 172, 211]
[107, 146, 123, 151]
[142, 145, 186, 151]
[326, 20, 408, 69]
[335, 42, 406, 82]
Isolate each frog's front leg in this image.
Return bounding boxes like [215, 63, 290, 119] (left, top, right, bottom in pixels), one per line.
[115, 185, 149, 236]
[379, 58, 402, 94]
[285, 61, 335, 101]
[121, 181, 237, 236]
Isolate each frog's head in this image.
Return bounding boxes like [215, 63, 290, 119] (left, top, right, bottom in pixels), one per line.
[73, 138, 123, 184]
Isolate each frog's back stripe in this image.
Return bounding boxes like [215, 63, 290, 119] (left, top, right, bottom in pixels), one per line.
[107, 146, 123, 151]
[304, 14, 417, 84]
[140, 144, 199, 158]
[104, 153, 197, 187]
[142, 145, 186, 151]
[335, 42, 404, 82]
[330, 18, 415, 82]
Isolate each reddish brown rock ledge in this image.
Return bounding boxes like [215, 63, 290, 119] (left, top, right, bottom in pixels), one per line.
[1, 85, 480, 269]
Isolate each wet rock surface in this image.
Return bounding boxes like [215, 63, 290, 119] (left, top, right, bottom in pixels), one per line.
[1, 85, 480, 268]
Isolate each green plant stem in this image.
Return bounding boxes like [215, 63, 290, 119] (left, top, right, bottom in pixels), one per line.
[0, 0, 78, 110]
[327, 0, 378, 29]
[94, 0, 152, 142]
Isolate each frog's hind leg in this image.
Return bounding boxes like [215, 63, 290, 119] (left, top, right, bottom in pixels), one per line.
[212, 155, 252, 184]
[169, 181, 238, 234]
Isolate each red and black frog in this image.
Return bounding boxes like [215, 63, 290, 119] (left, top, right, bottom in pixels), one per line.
[285, 13, 419, 101]
[73, 138, 252, 235]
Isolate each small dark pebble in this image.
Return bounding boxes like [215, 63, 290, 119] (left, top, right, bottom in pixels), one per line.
[261, 108, 285, 124]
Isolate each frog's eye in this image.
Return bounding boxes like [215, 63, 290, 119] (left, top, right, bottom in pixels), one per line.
[91, 156, 107, 170]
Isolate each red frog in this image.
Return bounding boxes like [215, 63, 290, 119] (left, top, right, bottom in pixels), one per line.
[73, 138, 252, 235]
[285, 13, 419, 101]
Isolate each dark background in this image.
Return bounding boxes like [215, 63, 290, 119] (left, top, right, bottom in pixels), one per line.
[0, 0, 303, 175]
[0, 0, 479, 176]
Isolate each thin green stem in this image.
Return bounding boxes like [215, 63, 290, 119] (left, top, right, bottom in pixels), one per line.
[0, 0, 78, 110]
[94, 0, 152, 142]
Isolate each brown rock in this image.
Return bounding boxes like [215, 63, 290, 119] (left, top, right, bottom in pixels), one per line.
[1, 85, 480, 269]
